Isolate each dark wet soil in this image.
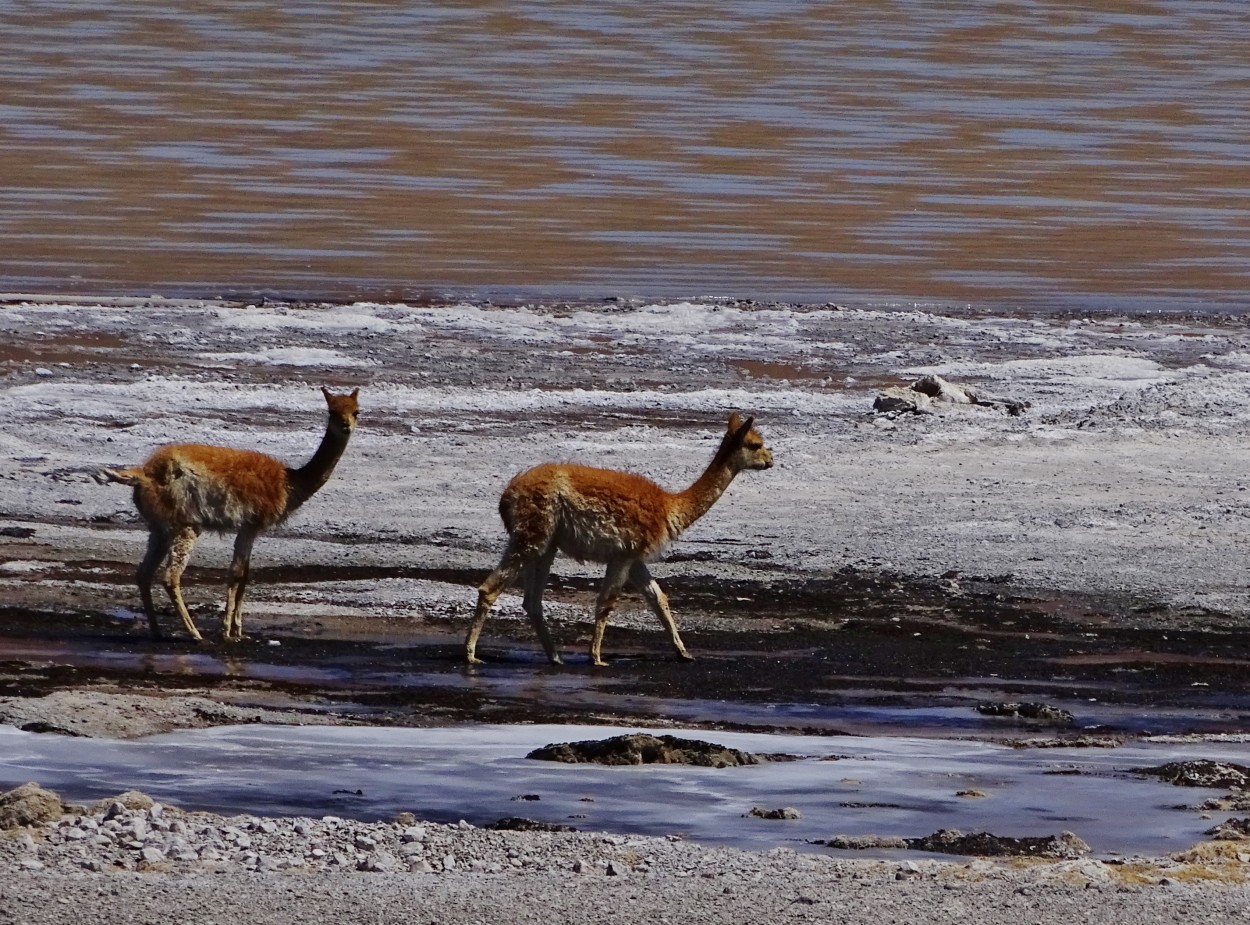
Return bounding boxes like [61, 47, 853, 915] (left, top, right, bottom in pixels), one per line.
[3, 557, 1250, 741]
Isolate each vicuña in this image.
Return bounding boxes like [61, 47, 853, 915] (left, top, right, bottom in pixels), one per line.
[466, 412, 773, 666]
[97, 387, 360, 641]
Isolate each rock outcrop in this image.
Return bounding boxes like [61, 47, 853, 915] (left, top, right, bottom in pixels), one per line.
[0, 782, 64, 830]
[1139, 760, 1250, 789]
[527, 733, 759, 768]
[874, 375, 1028, 416]
[821, 828, 1090, 859]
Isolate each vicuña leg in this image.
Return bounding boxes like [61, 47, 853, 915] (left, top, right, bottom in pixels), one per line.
[630, 561, 694, 662]
[137, 528, 172, 639]
[589, 559, 631, 667]
[465, 543, 527, 664]
[521, 544, 561, 664]
[163, 525, 204, 642]
[223, 527, 258, 641]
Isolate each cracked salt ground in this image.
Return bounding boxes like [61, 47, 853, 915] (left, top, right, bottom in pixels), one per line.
[1, 723, 1245, 860]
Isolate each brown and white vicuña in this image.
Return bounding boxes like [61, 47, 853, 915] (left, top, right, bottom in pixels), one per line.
[97, 387, 360, 642]
[465, 412, 773, 667]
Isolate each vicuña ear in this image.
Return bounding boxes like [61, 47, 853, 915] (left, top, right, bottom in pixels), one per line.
[727, 411, 742, 432]
[349, 388, 359, 400]
[321, 386, 332, 402]
[733, 415, 755, 443]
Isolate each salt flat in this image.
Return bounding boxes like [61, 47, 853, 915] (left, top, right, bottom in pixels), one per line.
[2, 298, 1250, 912]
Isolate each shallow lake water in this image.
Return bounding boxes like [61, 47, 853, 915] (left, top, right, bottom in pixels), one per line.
[2, 2, 1249, 311]
[0, 722, 1243, 859]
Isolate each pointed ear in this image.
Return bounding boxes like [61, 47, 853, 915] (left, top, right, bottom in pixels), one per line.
[321, 386, 332, 403]
[349, 388, 359, 400]
[733, 416, 755, 442]
[727, 411, 742, 432]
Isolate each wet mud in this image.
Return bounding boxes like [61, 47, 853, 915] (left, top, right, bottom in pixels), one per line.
[6, 298, 1250, 747]
[3, 557, 1248, 742]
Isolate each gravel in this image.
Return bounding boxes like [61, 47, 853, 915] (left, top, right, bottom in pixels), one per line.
[2, 785, 1249, 925]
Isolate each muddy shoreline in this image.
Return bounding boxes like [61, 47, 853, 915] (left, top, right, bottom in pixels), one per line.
[2, 497, 1248, 743]
[3, 296, 1250, 745]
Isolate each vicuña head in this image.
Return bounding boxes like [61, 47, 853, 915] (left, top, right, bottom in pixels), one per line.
[96, 386, 360, 642]
[465, 412, 773, 667]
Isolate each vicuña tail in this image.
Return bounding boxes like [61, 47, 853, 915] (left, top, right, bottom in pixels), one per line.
[93, 467, 144, 487]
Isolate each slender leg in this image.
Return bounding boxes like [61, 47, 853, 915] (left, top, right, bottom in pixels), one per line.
[465, 543, 528, 664]
[223, 527, 258, 641]
[589, 559, 631, 667]
[163, 525, 204, 641]
[137, 528, 172, 639]
[630, 561, 694, 662]
[522, 544, 561, 664]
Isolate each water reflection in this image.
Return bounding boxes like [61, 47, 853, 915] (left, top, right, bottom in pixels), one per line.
[1, 2, 1249, 310]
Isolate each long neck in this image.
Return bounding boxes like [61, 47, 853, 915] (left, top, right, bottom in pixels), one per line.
[285, 422, 350, 514]
[667, 454, 739, 538]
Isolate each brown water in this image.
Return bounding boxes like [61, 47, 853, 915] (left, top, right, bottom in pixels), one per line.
[2, 2, 1249, 312]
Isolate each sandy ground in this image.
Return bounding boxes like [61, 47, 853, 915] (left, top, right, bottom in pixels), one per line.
[2, 296, 1250, 918]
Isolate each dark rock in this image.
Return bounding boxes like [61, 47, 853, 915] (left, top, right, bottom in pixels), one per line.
[18, 721, 85, 737]
[747, 806, 801, 820]
[526, 733, 759, 768]
[1196, 794, 1250, 812]
[819, 828, 1090, 859]
[905, 828, 1090, 859]
[0, 526, 35, 538]
[976, 702, 1075, 726]
[1138, 760, 1250, 789]
[1205, 817, 1250, 840]
[488, 817, 576, 833]
[821, 834, 908, 851]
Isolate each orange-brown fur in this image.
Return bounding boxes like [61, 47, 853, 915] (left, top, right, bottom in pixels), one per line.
[98, 387, 360, 642]
[130, 446, 291, 531]
[466, 412, 773, 666]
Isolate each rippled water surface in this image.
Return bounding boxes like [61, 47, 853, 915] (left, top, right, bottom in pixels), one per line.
[4, 723, 1245, 857]
[3, 2, 1249, 311]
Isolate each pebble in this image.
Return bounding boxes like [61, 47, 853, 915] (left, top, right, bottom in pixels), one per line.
[0, 783, 1232, 915]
